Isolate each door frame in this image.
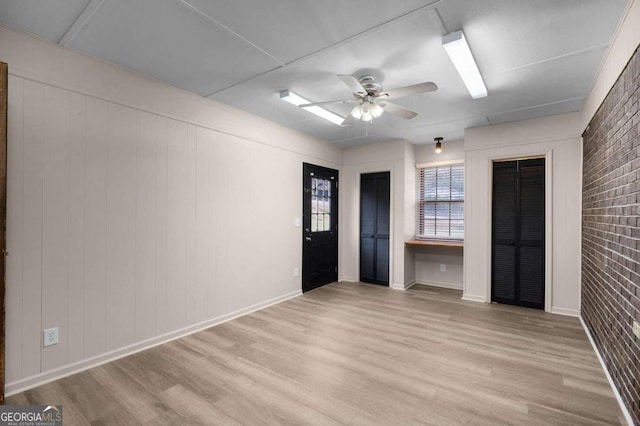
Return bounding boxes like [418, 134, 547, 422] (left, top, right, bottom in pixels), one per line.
[486, 151, 553, 312]
[0, 61, 7, 403]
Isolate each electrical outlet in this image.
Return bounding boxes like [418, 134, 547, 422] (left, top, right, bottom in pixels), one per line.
[44, 327, 58, 347]
[440, 264, 446, 272]
[294, 267, 299, 277]
[633, 320, 640, 339]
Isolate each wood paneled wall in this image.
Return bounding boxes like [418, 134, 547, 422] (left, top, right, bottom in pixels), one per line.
[5, 74, 326, 391]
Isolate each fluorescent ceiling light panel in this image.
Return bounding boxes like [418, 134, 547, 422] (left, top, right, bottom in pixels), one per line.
[442, 30, 488, 99]
[279, 90, 345, 126]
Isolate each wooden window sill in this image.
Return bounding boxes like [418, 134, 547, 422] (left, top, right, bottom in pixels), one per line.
[405, 239, 464, 248]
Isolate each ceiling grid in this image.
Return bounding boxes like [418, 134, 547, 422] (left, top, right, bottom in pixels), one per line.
[0, 0, 629, 146]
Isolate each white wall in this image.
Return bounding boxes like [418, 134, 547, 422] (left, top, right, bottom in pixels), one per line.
[581, 0, 640, 130]
[340, 139, 415, 289]
[415, 139, 465, 165]
[414, 244, 464, 290]
[414, 140, 465, 290]
[463, 112, 583, 315]
[2, 25, 341, 394]
[403, 142, 416, 287]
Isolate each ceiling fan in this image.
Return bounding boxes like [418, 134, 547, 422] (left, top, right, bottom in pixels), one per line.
[300, 74, 438, 125]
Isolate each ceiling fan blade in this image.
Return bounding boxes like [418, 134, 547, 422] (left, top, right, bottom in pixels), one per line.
[380, 82, 437, 99]
[299, 99, 358, 107]
[381, 102, 418, 119]
[338, 74, 367, 95]
[341, 114, 355, 126]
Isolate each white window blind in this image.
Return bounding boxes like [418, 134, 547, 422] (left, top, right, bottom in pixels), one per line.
[417, 163, 464, 239]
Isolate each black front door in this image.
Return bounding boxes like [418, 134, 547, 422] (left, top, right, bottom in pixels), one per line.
[492, 158, 545, 309]
[302, 163, 338, 292]
[360, 172, 390, 286]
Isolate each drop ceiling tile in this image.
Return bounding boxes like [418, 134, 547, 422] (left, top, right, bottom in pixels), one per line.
[480, 44, 608, 113]
[0, 0, 91, 42]
[183, 0, 438, 64]
[211, 66, 352, 126]
[284, 8, 446, 93]
[333, 133, 399, 148]
[436, 0, 628, 75]
[390, 44, 609, 135]
[211, 8, 447, 130]
[487, 97, 585, 125]
[66, 0, 281, 95]
[287, 114, 394, 143]
[394, 116, 489, 145]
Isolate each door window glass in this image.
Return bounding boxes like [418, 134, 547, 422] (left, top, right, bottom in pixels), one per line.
[311, 177, 331, 232]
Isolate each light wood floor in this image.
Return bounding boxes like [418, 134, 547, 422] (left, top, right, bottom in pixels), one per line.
[7, 282, 625, 425]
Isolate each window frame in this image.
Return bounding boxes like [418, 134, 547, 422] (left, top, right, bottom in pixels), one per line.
[416, 160, 465, 241]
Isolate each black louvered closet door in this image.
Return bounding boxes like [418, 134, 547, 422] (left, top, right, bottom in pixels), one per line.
[492, 158, 545, 309]
[360, 172, 390, 286]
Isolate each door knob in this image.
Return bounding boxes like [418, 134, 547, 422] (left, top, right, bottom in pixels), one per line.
[305, 237, 312, 241]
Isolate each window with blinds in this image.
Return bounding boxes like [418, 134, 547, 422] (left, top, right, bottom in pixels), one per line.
[417, 163, 464, 239]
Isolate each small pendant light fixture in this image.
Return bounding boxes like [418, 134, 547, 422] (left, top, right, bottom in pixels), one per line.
[435, 137, 443, 154]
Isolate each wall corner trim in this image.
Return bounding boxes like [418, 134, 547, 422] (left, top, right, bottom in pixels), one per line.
[461, 293, 487, 303]
[391, 280, 415, 291]
[579, 316, 635, 426]
[550, 306, 580, 317]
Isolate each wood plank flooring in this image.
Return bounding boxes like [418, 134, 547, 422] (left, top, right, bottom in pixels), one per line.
[7, 283, 626, 425]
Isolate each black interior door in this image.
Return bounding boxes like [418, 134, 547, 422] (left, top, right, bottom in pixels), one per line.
[360, 172, 390, 286]
[302, 163, 338, 292]
[492, 158, 545, 309]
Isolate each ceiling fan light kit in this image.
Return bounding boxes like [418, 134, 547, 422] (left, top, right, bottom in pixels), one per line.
[279, 89, 345, 126]
[350, 98, 384, 122]
[282, 74, 438, 126]
[442, 30, 488, 99]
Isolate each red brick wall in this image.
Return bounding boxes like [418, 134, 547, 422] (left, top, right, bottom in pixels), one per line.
[582, 44, 640, 424]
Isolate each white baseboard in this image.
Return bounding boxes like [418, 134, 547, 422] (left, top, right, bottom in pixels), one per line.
[461, 293, 487, 303]
[550, 306, 580, 317]
[415, 280, 463, 291]
[579, 317, 634, 426]
[339, 276, 357, 283]
[6, 289, 302, 396]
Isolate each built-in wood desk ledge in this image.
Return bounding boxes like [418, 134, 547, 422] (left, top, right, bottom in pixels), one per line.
[405, 239, 464, 248]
